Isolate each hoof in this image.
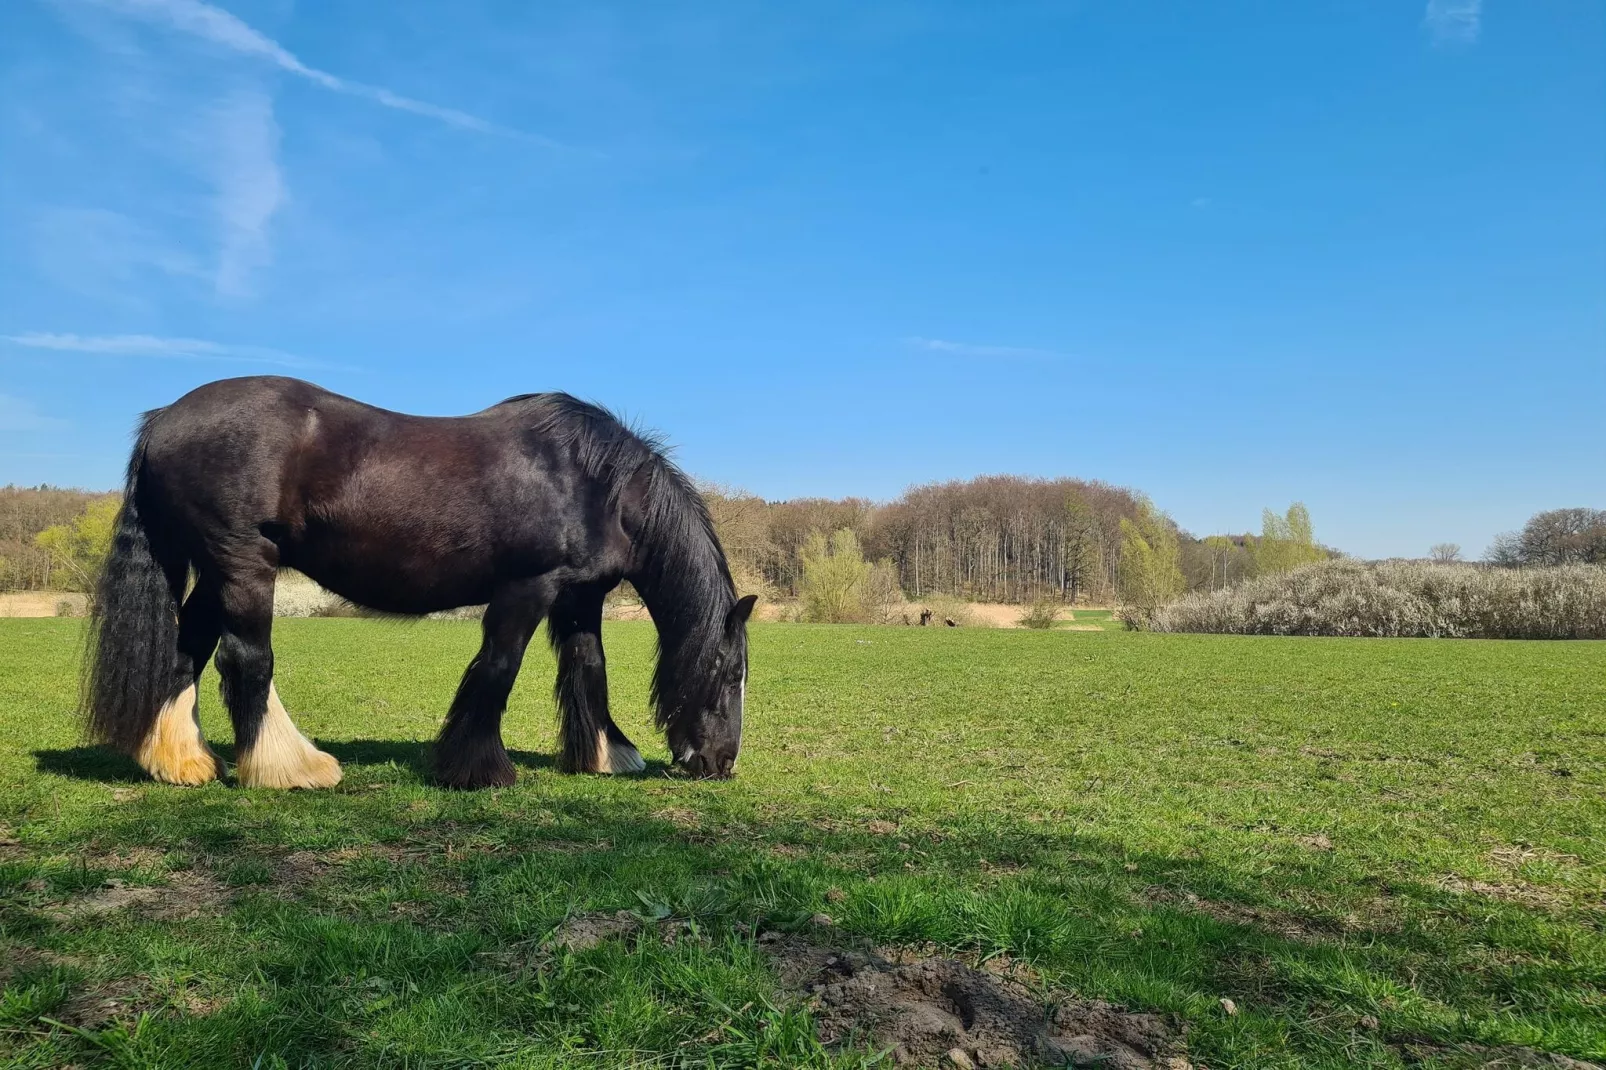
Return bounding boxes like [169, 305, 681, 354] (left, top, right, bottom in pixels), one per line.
[136, 684, 223, 786]
[433, 744, 516, 790]
[594, 734, 646, 775]
[145, 750, 226, 787]
[237, 746, 344, 789]
[434, 762, 517, 790]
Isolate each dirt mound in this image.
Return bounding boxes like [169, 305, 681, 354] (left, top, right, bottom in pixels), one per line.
[778, 944, 1190, 1068]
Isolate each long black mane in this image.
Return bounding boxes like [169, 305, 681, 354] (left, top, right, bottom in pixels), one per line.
[496, 393, 738, 731]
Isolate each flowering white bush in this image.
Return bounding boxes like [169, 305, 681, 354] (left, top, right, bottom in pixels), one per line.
[1149, 560, 1606, 639]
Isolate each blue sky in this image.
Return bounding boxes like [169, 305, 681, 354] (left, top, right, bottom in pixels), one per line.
[1, 0, 1601, 560]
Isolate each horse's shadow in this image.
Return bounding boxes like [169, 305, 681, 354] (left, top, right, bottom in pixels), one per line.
[33, 739, 674, 784]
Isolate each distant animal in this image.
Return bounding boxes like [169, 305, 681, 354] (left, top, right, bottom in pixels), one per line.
[945, 618, 957, 627]
[919, 609, 933, 626]
[85, 376, 756, 790]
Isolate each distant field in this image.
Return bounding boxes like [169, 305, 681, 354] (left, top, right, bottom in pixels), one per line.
[1, 620, 1602, 1068]
[1059, 608, 1121, 630]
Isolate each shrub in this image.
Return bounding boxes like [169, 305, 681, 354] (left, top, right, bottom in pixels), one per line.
[33, 498, 119, 594]
[1116, 502, 1184, 628]
[1149, 559, 1606, 639]
[862, 558, 907, 625]
[800, 529, 872, 623]
[1017, 600, 1060, 629]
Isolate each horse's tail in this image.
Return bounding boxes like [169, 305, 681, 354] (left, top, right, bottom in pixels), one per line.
[84, 410, 185, 756]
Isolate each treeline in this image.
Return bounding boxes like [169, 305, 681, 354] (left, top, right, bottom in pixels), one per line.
[706, 477, 1148, 604]
[703, 479, 1333, 606]
[0, 485, 117, 592]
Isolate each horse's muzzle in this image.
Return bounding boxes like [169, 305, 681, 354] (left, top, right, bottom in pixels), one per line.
[679, 751, 736, 780]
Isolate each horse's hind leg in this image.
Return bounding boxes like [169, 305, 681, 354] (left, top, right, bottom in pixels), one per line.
[550, 584, 643, 775]
[434, 579, 552, 789]
[136, 580, 227, 786]
[216, 561, 342, 789]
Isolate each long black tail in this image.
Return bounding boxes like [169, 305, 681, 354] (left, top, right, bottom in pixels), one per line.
[84, 411, 185, 755]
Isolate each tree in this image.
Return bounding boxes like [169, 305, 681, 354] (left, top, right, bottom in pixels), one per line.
[1062, 491, 1101, 604]
[1201, 534, 1247, 590]
[800, 528, 873, 623]
[1117, 501, 1184, 623]
[34, 498, 119, 594]
[1485, 531, 1523, 567]
[698, 482, 775, 599]
[1518, 508, 1606, 566]
[1429, 543, 1462, 564]
[1250, 503, 1325, 576]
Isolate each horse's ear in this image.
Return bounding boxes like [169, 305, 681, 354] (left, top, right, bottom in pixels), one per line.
[725, 594, 758, 639]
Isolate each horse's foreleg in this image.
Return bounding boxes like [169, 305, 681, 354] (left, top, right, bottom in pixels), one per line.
[136, 581, 227, 786]
[433, 580, 550, 789]
[217, 566, 342, 789]
[550, 584, 643, 775]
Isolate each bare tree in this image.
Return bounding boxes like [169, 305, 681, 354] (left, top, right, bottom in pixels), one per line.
[1429, 543, 1462, 564]
[1519, 508, 1606, 566]
[1485, 531, 1523, 567]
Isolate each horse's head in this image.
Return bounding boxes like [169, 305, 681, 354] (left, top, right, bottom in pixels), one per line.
[668, 594, 756, 779]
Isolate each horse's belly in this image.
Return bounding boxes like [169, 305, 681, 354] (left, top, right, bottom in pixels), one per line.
[283, 527, 501, 614]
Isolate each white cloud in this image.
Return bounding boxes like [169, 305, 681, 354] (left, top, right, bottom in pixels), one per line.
[1424, 0, 1481, 45]
[903, 336, 1064, 360]
[31, 208, 205, 306]
[90, 0, 541, 139]
[209, 88, 285, 297]
[0, 395, 70, 433]
[3, 332, 322, 368]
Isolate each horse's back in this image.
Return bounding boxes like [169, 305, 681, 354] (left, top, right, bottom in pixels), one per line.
[137, 377, 626, 611]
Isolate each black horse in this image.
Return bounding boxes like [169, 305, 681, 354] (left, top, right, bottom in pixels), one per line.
[85, 376, 755, 790]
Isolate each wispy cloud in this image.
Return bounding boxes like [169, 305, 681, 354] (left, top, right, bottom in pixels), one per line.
[1424, 0, 1481, 45]
[89, 0, 550, 142]
[3, 332, 328, 369]
[209, 88, 285, 297]
[0, 395, 70, 433]
[903, 336, 1065, 360]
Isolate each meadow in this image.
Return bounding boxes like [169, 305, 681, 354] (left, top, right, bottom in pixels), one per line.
[1, 619, 1602, 1068]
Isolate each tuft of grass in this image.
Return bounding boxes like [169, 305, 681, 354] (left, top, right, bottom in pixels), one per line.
[1, 618, 1603, 1067]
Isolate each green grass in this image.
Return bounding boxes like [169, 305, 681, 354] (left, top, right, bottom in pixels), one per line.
[2, 619, 1603, 1068]
[1057, 608, 1121, 630]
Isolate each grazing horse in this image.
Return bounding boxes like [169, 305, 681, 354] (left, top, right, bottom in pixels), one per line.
[85, 376, 756, 790]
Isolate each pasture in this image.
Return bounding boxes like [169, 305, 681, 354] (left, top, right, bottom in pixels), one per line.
[1, 620, 1602, 1068]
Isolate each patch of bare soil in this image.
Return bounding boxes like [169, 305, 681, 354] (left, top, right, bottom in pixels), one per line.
[776, 944, 1190, 1068]
[53, 974, 154, 1029]
[548, 910, 642, 952]
[1396, 1041, 1602, 1069]
[272, 844, 438, 889]
[0, 946, 81, 988]
[47, 870, 226, 923]
[0, 591, 87, 618]
[1435, 874, 1563, 909]
[1144, 887, 1338, 942]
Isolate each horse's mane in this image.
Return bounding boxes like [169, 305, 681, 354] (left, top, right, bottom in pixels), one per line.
[496, 393, 737, 727]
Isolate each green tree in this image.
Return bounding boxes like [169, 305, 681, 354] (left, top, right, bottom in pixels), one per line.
[1117, 501, 1184, 624]
[1250, 502, 1324, 576]
[800, 528, 873, 623]
[34, 497, 119, 593]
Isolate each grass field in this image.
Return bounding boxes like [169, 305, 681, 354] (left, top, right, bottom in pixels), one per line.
[1, 619, 1603, 1068]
